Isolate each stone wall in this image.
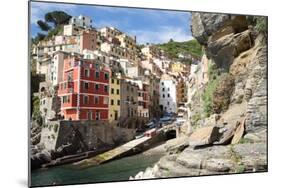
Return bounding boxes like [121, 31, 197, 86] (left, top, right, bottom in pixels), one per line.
[40, 120, 136, 152]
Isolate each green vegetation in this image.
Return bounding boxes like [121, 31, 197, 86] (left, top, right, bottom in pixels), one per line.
[156, 39, 202, 60]
[46, 25, 63, 40]
[37, 20, 51, 31]
[238, 138, 251, 144]
[32, 11, 72, 44]
[45, 11, 72, 26]
[255, 17, 267, 36]
[32, 96, 41, 121]
[202, 63, 219, 117]
[247, 16, 267, 38]
[202, 62, 234, 117]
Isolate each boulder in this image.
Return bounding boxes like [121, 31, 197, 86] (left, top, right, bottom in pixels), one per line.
[231, 118, 245, 144]
[188, 126, 220, 147]
[213, 124, 237, 145]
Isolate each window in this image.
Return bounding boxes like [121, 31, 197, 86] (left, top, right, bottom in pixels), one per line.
[167, 101, 170, 106]
[83, 96, 89, 104]
[114, 111, 118, 120]
[162, 88, 165, 91]
[162, 82, 164, 86]
[111, 99, 114, 105]
[111, 88, 114, 94]
[95, 71, 100, 79]
[168, 94, 170, 98]
[62, 96, 69, 103]
[163, 94, 165, 98]
[95, 84, 99, 91]
[104, 85, 108, 93]
[103, 97, 109, 104]
[168, 88, 170, 91]
[84, 82, 89, 90]
[94, 96, 99, 104]
[117, 100, 120, 105]
[131, 88, 134, 92]
[116, 89, 119, 95]
[127, 85, 129, 91]
[84, 69, 90, 77]
[111, 79, 114, 84]
[104, 73, 109, 80]
[95, 111, 100, 120]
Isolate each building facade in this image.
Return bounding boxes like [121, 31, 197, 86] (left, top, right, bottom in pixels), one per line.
[58, 53, 110, 120]
[159, 74, 177, 114]
[109, 75, 121, 122]
[69, 15, 92, 28]
[120, 79, 138, 120]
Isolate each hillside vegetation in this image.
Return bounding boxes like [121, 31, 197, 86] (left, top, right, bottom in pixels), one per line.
[156, 39, 202, 60]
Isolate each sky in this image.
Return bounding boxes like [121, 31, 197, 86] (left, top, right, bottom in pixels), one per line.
[30, 1, 193, 44]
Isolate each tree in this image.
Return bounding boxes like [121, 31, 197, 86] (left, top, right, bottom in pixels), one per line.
[36, 33, 46, 41]
[169, 38, 174, 43]
[44, 11, 72, 26]
[37, 20, 51, 31]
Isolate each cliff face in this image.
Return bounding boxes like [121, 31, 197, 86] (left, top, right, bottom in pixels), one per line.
[191, 13, 267, 135]
[132, 13, 267, 179]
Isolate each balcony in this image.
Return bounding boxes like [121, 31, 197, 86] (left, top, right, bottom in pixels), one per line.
[58, 81, 74, 95]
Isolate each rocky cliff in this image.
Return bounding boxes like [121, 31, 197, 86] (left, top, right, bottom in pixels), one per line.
[131, 13, 267, 179]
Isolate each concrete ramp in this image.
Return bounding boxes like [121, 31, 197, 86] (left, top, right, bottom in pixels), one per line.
[73, 136, 151, 169]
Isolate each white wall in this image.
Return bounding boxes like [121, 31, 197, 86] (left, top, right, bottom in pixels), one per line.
[159, 79, 177, 113]
[69, 15, 92, 28]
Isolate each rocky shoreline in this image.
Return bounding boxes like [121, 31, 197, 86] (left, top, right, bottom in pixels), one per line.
[131, 141, 267, 180]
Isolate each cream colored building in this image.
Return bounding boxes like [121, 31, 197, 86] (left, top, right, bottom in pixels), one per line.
[109, 74, 121, 122]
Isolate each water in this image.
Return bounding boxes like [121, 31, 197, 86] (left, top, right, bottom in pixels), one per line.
[31, 152, 163, 187]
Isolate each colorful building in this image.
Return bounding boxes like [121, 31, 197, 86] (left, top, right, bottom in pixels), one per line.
[109, 74, 121, 122]
[176, 78, 187, 107]
[170, 61, 185, 73]
[58, 53, 110, 120]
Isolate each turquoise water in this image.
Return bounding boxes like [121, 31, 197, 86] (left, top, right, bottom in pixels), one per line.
[31, 153, 163, 187]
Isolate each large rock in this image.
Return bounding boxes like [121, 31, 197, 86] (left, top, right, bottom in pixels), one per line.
[191, 13, 248, 45]
[188, 126, 220, 147]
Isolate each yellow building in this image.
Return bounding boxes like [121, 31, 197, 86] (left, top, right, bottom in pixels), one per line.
[170, 62, 185, 73]
[109, 76, 121, 122]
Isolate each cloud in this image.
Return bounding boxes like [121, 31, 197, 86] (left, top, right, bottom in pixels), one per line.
[30, 2, 77, 24]
[129, 26, 193, 44]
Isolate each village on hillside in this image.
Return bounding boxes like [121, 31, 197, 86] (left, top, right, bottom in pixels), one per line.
[30, 13, 206, 162]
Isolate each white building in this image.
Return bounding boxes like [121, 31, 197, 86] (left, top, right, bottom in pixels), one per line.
[36, 57, 51, 75]
[69, 15, 92, 28]
[46, 51, 65, 86]
[117, 59, 138, 78]
[159, 74, 177, 114]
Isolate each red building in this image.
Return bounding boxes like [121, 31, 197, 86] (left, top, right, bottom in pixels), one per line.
[58, 53, 110, 120]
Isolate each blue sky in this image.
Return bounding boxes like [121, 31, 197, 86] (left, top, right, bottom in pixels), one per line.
[30, 1, 192, 44]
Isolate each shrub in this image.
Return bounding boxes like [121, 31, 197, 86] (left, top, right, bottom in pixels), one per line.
[32, 96, 41, 121]
[255, 17, 267, 35]
[202, 63, 219, 117]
